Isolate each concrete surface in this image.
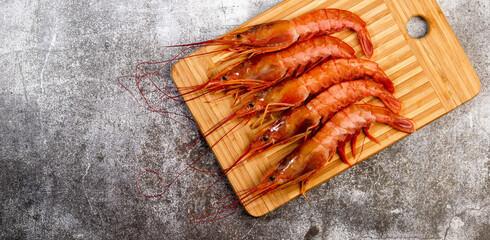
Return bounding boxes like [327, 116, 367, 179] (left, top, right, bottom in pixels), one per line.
[0, 0, 488, 239]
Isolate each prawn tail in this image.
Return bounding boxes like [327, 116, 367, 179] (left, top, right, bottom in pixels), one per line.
[370, 105, 415, 134]
[380, 94, 402, 114]
[388, 116, 416, 134]
[359, 28, 374, 58]
[373, 72, 395, 94]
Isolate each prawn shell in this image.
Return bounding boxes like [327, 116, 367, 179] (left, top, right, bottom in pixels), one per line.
[256, 105, 415, 197]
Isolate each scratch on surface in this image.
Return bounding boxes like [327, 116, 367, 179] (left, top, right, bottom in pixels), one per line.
[240, 218, 259, 240]
[40, 33, 57, 93]
[18, 63, 29, 104]
[82, 163, 94, 213]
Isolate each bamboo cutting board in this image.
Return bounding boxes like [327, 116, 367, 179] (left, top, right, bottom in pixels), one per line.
[171, 0, 480, 217]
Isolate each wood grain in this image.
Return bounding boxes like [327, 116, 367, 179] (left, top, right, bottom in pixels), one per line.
[171, 0, 481, 217]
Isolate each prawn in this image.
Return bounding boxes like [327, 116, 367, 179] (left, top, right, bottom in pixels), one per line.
[173, 8, 373, 60]
[203, 58, 394, 140]
[178, 35, 355, 102]
[140, 59, 394, 195]
[120, 9, 371, 134]
[230, 80, 402, 174]
[192, 104, 414, 223]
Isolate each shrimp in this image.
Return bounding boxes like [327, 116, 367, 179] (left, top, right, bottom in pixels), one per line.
[192, 105, 414, 223]
[180, 35, 355, 101]
[233, 80, 402, 170]
[204, 58, 394, 138]
[241, 58, 394, 116]
[204, 80, 400, 191]
[175, 9, 373, 59]
[258, 104, 415, 199]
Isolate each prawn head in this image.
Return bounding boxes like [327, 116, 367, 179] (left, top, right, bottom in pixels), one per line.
[217, 20, 300, 55]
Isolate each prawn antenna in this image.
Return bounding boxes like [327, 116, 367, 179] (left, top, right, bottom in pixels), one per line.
[136, 114, 253, 198]
[189, 184, 279, 224]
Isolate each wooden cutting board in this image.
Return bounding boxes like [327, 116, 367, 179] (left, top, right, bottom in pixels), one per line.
[171, 0, 480, 217]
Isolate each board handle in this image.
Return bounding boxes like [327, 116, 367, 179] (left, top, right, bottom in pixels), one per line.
[385, 0, 481, 111]
[385, 0, 481, 112]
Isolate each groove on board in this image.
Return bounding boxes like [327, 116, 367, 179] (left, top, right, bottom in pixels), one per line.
[171, 0, 481, 217]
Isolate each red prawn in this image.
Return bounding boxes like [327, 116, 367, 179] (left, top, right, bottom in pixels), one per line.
[177, 35, 355, 103]
[202, 58, 394, 143]
[231, 80, 402, 175]
[191, 104, 415, 223]
[171, 8, 373, 60]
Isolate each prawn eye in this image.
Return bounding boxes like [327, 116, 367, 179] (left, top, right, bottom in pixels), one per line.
[221, 76, 227, 81]
[236, 34, 242, 39]
[269, 176, 276, 182]
[262, 136, 269, 141]
[248, 103, 255, 108]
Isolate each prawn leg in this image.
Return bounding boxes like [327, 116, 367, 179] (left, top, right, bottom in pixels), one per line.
[363, 124, 380, 144]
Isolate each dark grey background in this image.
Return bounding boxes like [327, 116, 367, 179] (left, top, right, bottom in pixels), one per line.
[1, 0, 488, 239]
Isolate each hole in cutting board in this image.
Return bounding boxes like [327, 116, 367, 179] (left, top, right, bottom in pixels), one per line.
[406, 16, 429, 39]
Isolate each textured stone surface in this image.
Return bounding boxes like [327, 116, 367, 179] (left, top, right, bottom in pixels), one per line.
[0, 0, 488, 239]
